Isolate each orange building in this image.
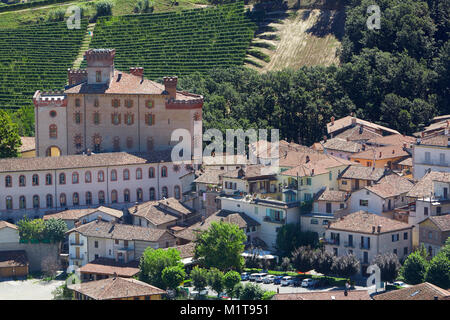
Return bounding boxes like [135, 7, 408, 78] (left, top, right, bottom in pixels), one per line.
[350, 145, 410, 169]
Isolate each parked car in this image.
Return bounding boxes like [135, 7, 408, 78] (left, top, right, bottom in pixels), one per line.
[393, 281, 408, 287]
[301, 278, 318, 288]
[281, 276, 295, 286]
[255, 273, 268, 283]
[292, 277, 302, 287]
[273, 276, 284, 285]
[249, 273, 260, 281]
[263, 275, 276, 284]
[241, 272, 250, 281]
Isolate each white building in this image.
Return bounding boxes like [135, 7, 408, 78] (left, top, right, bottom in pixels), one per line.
[413, 131, 450, 179]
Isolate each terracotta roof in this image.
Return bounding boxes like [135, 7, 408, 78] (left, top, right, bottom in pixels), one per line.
[0, 250, 28, 268]
[339, 165, 386, 181]
[250, 140, 312, 159]
[201, 153, 249, 166]
[367, 134, 415, 147]
[0, 221, 18, 230]
[334, 125, 383, 142]
[65, 70, 201, 102]
[194, 169, 226, 185]
[328, 211, 412, 234]
[395, 157, 412, 167]
[163, 242, 196, 259]
[351, 145, 410, 160]
[422, 214, 450, 232]
[78, 258, 139, 278]
[373, 282, 450, 300]
[68, 277, 165, 300]
[273, 290, 371, 300]
[281, 156, 353, 177]
[0, 151, 173, 173]
[20, 137, 35, 153]
[365, 174, 414, 199]
[407, 171, 450, 199]
[314, 188, 347, 202]
[311, 142, 324, 152]
[322, 138, 362, 153]
[129, 198, 193, 226]
[67, 220, 171, 242]
[43, 206, 123, 221]
[327, 116, 400, 135]
[222, 164, 277, 180]
[176, 210, 260, 241]
[419, 134, 449, 147]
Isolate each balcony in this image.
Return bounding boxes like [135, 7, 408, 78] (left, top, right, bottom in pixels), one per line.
[360, 243, 370, 250]
[263, 216, 286, 224]
[70, 240, 84, 246]
[344, 241, 354, 248]
[324, 238, 340, 246]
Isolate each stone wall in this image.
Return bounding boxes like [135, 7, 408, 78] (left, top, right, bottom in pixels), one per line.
[0, 242, 59, 272]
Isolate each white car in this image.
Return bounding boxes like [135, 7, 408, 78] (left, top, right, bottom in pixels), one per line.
[254, 273, 268, 283]
[249, 273, 260, 281]
[393, 281, 408, 287]
[301, 278, 317, 288]
[281, 276, 295, 286]
[262, 275, 276, 284]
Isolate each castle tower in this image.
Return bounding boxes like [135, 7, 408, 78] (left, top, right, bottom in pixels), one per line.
[84, 49, 116, 86]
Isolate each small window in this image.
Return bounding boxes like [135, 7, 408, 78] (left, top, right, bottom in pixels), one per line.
[59, 173, 66, 185]
[75, 98, 81, 107]
[96, 71, 102, 83]
[32, 174, 39, 186]
[146, 100, 154, 109]
[125, 100, 133, 108]
[112, 99, 120, 108]
[19, 175, 26, 187]
[403, 232, 408, 240]
[95, 241, 98, 248]
[360, 200, 368, 207]
[85, 171, 92, 183]
[50, 110, 57, 118]
[310, 219, 319, 225]
[94, 98, 99, 107]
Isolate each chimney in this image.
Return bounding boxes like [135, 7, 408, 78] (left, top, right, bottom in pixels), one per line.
[392, 149, 395, 154]
[129, 67, 144, 77]
[434, 296, 439, 301]
[403, 143, 407, 149]
[305, 155, 310, 163]
[75, 221, 81, 228]
[372, 226, 376, 233]
[163, 76, 178, 100]
[113, 272, 118, 279]
[311, 168, 315, 176]
[377, 225, 382, 233]
[86, 148, 92, 156]
[362, 144, 366, 151]
[379, 152, 382, 158]
[421, 132, 425, 138]
[323, 135, 327, 142]
[351, 117, 357, 126]
[331, 116, 335, 125]
[97, 215, 102, 223]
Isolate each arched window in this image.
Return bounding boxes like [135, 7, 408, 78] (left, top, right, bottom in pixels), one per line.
[149, 188, 156, 200]
[85, 192, 92, 205]
[137, 188, 143, 202]
[111, 170, 117, 181]
[59, 173, 66, 185]
[124, 189, 130, 203]
[49, 124, 57, 139]
[111, 190, 118, 204]
[6, 196, 13, 210]
[123, 169, 130, 181]
[33, 195, 40, 209]
[19, 196, 26, 209]
[98, 191, 105, 205]
[72, 172, 79, 184]
[174, 185, 181, 200]
[85, 171, 92, 183]
[161, 166, 168, 178]
[73, 192, 79, 206]
[60, 193, 67, 207]
[46, 174, 52, 185]
[5, 175, 12, 188]
[19, 175, 26, 187]
[46, 194, 53, 208]
[162, 186, 168, 198]
[98, 170, 105, 182]
[32, 174, 39, 186]
[149, 167, 155, 178]
[136, 168, 142, 180]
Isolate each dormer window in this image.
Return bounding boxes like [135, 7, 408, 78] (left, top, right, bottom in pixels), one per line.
[96, 71, 102, 83]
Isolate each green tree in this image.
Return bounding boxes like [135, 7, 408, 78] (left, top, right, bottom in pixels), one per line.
[44, 219, 68, 243]
[275, 224, 319, 257]
[161, 265, 186, 291]
[138, 248, 183, 288]
[291, 246, 315, 272]
[223, 270, 241, 300]
[313, 249, 336, 275]
[52, 283, 73, 300]
[332, 254, 360, 279]
[0, 110, 21, 158]
[134, 0, 154, 13]
[17, 218, 46, 241]
[190, 266, 208, 292]
[239, 282, 265, 300]
[194, 221, 246, 271]
[47, 8, 66, 22]
[425, 251, 450, 289]
[372, 253, 401, 283]
[207, 268, 224, 297]
[400, 248, 429, 285]
[95, 0, 113, 18]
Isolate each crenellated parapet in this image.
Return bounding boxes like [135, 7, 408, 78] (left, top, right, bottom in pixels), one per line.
[165, 96, 203, 110]
[33, 90, 67, 108]
[84, 48, 116, 66]
[68, 68, 88, 86]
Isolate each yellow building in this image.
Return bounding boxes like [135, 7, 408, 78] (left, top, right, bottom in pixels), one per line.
[350, 145, 410, 169]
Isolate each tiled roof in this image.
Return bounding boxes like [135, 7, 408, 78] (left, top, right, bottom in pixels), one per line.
[419, 133, 449, 147]
[67, 220, 171, 242]
[322, 138, 362, 153]
[0, 250, 28, 268]
[222, 164, 277, 180]
[0, 151, 173, 173]
[328, 211, 412, 234]
[351, 145, 409, 160]
[129, 198, 193, 226]
[194, 169, 226, 185]
[311, 142, 324, 152]
[407, 171, 450, 198]
[365, 174, 414, 199]
[273, 290, 371, 300]
[43, 206, 123, 221]
[176, 210, 260, 241]
[314, 188, 347, 202]
[334, 125, 383, 142]
[78, 258, 139, 277]
[65, 70, 202, 102]
[366, 134, 415, 147]
[20, 137, 35, 152]
[327, 116, 400, 135]
[339, 165, 386, 181]
[68, 277, 165, 300]
[281, 156, 353, 177]
[373, 282, 450, 300]
[423, 214, 450, 232]
[0, 221, 18, 230]
[395, 157, 412, 167]
[163, 242, 196, 259]
[277, 149, 328, 168]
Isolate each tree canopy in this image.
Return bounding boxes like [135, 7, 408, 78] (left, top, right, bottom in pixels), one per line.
[139, 248, 183, 288]
[0, 110, 21, 159]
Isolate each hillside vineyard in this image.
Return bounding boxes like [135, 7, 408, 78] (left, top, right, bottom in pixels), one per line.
[85, 1, 256, 79]
[0, 20, 88, 110]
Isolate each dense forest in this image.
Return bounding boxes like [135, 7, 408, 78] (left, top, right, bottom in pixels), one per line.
[178, 0, 449, 146]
